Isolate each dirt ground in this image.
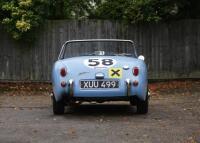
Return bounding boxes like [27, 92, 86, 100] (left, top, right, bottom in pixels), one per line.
[0, 80, 200, 143]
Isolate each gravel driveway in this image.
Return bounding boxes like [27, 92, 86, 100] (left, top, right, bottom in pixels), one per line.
[0, 81, 199, 143]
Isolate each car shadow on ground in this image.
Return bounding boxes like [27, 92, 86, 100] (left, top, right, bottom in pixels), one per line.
[62, 104, 141, 117]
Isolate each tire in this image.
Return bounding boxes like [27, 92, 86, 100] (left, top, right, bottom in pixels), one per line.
[130, 97, 136, 106]
[136, 91, 149, 114]
[52, 95, 65, 115]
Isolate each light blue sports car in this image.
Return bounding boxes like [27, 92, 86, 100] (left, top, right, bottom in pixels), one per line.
[51, 39, 149, 114]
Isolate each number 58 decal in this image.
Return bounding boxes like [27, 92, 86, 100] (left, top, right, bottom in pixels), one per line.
[84, 58, 116, 68]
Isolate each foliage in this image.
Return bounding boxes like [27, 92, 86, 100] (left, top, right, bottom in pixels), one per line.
[0, 0, 200, 40]
[47, 0, 102, 20]
[0, 0, 100, 39]
[63, 0, 99, 19]
[92, 0, 129, 20]
[93, 0, 200, 23]
[124, 0, 180, 23]
[0, 0, 49, 40]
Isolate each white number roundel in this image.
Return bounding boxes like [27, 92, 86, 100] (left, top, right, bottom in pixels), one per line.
[84, 58, 116, 68]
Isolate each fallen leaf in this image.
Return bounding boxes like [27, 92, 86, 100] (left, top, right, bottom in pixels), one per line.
[68, 127, 76, 137]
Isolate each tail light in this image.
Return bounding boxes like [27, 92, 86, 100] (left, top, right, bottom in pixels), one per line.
[133, 67, 139, 76]
[60, 68, 67, 77]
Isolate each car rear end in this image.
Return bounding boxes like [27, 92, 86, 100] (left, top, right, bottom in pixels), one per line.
[52, 56, 147, 102]
[51, 39, 149, 115]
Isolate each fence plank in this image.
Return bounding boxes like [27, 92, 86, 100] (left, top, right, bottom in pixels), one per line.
[0, 20, 200, 81]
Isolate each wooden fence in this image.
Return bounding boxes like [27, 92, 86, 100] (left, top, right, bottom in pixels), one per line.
[0, 20, 200, 81]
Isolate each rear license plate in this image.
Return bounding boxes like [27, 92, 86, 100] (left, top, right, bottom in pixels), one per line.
[80, 80, 119, 89]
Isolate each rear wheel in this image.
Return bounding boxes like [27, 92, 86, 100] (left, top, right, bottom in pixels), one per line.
[52, 95, 65, 115]
[130, 97, 137, 106]
[136, 91, 149, 114]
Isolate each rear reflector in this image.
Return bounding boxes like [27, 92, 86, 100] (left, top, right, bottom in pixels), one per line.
[133, 67, 139, 76]
[133, 80, 139, 86]
[60, 68, 67, 77]
[61, 81, 66, 87]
